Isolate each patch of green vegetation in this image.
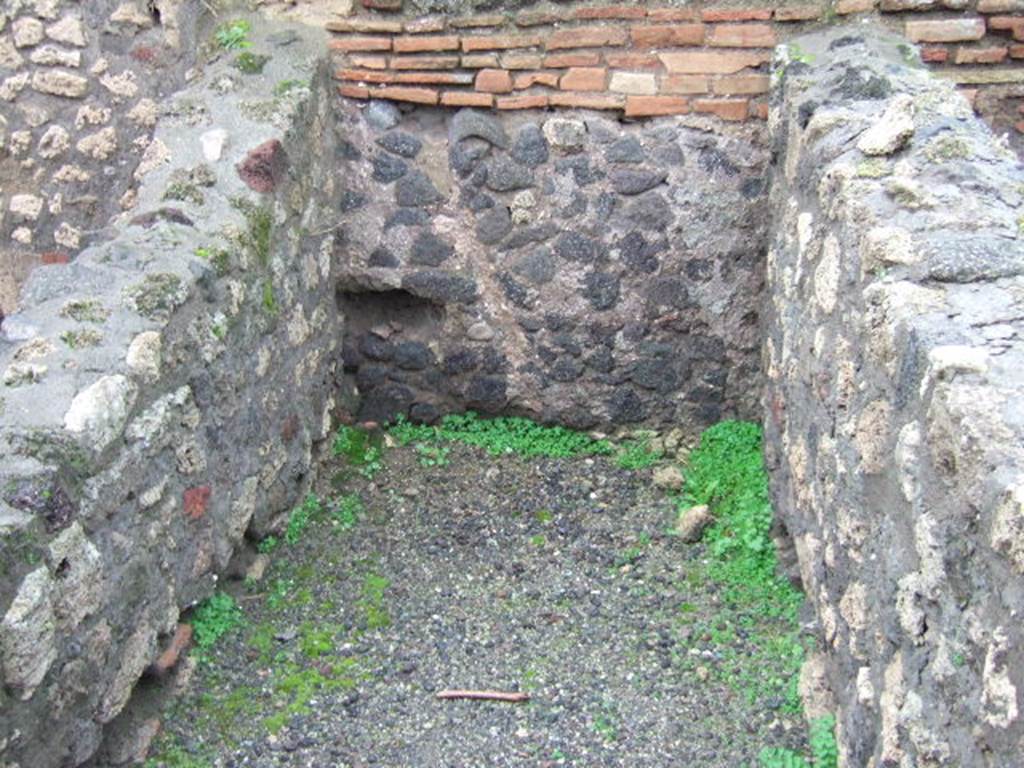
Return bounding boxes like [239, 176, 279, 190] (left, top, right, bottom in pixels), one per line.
[613, 532, 651, 568]
[60, 299, 109, 323]
[195, 246, 231, 277]
[415, 443, 450, 468]
[273, 78, 308, 97]
[60, 329, 103, 348]
[529, 533, 546, 548]
[191, 591, 243, 652]
[261, 280, 278, 315]
[924, 133, 972, 163]
[257, 535, 279, 554]
[330, 492, 363, 531]
[144, 740, 212, 768]
[333, 425, 384, 478]
[591, 699, 620, 742]
[299, 622, 337, 659]
[389, 412, 614, 459]
[246, 206, 273, 267]
[264, 657, 361, 734]
[615, 438, 663, 470]
[758, 715, 837, 768]
[534, 509, 553, 524]
[358, 572, 391, 631]
[234, 52, 270, 74]
[123, 273, 184, 319]
[163, 180, 204, 205]
[215, 19, 252, 51]
[856, 158, 891, 179]
[285, 494, 322, 545]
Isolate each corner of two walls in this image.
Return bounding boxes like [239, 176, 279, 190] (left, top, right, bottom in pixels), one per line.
[766, 28, 1024, 768]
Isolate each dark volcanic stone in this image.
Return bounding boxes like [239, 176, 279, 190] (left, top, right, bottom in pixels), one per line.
[500, 222, 559, 252]
[608, 387, 646, 424]
[467, 193, 494, 212]
[621, 192, 673, 231]
[358, 383, 415, 423]
[340, 190, 367, 212]
[513, 249, 556, 285]
[605, 137, 645, 164]
[394, 341, 435, 370]
[444, 348, 478, 375]
[476, 206, 512, 244]
[359, 333, 393, 361]
[410, 231, 454, 267]
[698, 147, 739, 176]
[368, 247, 399, 267]
[377, 131, 423, 158]
[356, 364, 389, 389]
[464, 376, 507, 412]
[480, 348, 507, 374]
[617, 231, 665, 274]
[449, 139, 490, 177]
[498, 272, 531, 308]
[403, 270, 478, 304]
[555, 231, 598, 262]
[550, 357, 584, 383]
[834, 65, 892, 101]
[485, 157, 534, 192]
[583, 272, 620, 311]
[631, 359, 679, 393]
[450, 109, 509, 148]
[396, 171, 444, 207]
[610, 168, 668, 196]
[594, 192, 616, 220]
[511, 124, 549, 167]
[409, 402, 441, 424]
[372, 153, 408, 183]
[685, 259, 714, 282]
[647, 277, 689, 309]
[555, 156, 601, 186]
[586, 347, 614, 373]
[364, 100, 400, 131]
[469, 164, 488, 188]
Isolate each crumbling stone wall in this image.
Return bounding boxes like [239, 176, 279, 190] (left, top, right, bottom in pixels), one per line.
[765, 29, 1024, 767]
[0, 24, 341, 765]
[333, 100, 768, 430]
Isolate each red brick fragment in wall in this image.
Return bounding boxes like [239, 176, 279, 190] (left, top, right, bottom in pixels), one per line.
[502, 53, 543, 69]
[753, 102, 769, 120]
[476, 68, 514, 93]
[405, 17, 445, 34]
[149, 624, 193, 675]
[835, 0, 876, 14]
[338, 69, 474, 85]
[549, 92, 623, 109]
[576, 5, 647, 20]
[921, 46, 950, 63]
[624, 95, 690, 117]
[462, 54, 499, 68]
[339, 83, 370, 99]
[605, 52, 661, 70]
[184, 486, 211, 520]
[662, 74, 710, 94]
[693, 98, 750, 121]
[326, 18, 402, 33]
[513, 71, 559, 89]
[1011, 44, 1024, 57]
[462, 34, 543, 52]
[392, 35, 459, 53]
[41, 252, 70, 265]
[712, 74, 771, 94]
[649, 8, 699, 21]
[515, 10, 569, 27]
[544, 52, 602, 68]
[362, 0, 403, 11]
[775, 5, 822, 21]
[328, 35, 392, 52]
[708, 23, 777, 48]
[660, 50, 770, 74]
[955, 46, 1009, 63]
[391, 55, 459, 70]
[236, 139, 286, 193]
[351, 54, 387, 69]
[450, 14, 505, 28]
[702, 8, 774, 21]
[547, 27, 628, 50]
[559, 67, 607, 91]
[367, 86, 439, 104]
[441, 91, 494, 107]
[630, 24, 705, 47]
[905, 19, 986, 43]
[979, 0, 1024, 11]
[497, 94, 550, 109]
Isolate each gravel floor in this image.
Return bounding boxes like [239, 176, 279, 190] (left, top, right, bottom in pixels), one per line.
[150, 442, 808, 767]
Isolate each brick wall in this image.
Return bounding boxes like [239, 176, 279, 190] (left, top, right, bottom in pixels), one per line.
[328, 2, 1024, 132]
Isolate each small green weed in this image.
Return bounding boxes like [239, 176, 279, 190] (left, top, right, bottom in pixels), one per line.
[144, 740, 212, 768]
[333, 425, 384, 478]
[60, 329, 103, 348]
[215, 19, 252, 51]
[285, 494, 322, 545]
[60, 299, 109, 323]
[273, 78, 308, 97]
[758, 715, 837, 768]
[415, 443, 450, 468]
[389, 412, 614, 458]
[233, 52, 270, 74]
[359, 572, 391, 630]
[529, 534, 546, 548]
[191, 591, 243, 651]
[261, 281, 277, 315]
[257, 535, 279, 554]
[330, 492, 363, 531]
[615, 439, 663, 470]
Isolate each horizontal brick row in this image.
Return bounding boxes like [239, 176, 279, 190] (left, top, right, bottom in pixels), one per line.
[330, 3, 1024, 123]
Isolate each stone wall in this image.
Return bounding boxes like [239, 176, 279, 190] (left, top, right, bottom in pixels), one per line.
[331, 100, 768, 430]
[0, 20, 339, 766]
[0, 0, 201, 317]
[765, 29, 1024, 767]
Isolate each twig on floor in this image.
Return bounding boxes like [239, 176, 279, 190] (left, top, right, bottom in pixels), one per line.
[435, 689, 530, 703]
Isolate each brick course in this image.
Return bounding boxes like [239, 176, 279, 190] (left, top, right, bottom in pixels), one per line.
[328, 2, 1024, 126]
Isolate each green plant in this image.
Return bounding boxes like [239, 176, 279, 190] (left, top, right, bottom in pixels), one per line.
[330, 493, 363, 531]
[759, 747, 809, 768]
[415, 443, 450, 468]
[389, 412, 614, 459]
[60, 329, 103, 348]
[257, 535, 279, 554]
[261, 281, 277, 315]
[809, 715, 838, 768]
[359, 572, 391, 630]
[615, 439, 663, 470]
[233, 52, 270, 74]
[333, 425, 384, 478]
[215, 19, 252, 51]
[273, 78, 308, 97]
[60, 299, 109, 323]
[191, 591, 243, 651]
[285, 494, 322, 545]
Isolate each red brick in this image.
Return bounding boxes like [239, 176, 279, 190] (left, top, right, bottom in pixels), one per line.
[544, 52, 602, 68]
[753, 102, 769, 120]
[475, 68, 514, 92]
[702, 8, 774, 21]
[350, 54, 388, 69]
[326, 19, 403, 33]
[547, 27, 628, 50]
[648, 8, 699, 21]
[693, 98, 750, 121]
[921, 46, 950, 62]
[624, 95, 690, 117]
[662, 74, 710, 93]
[40, 252, 70, 265]
[450, 14, 506, 28]
[630, 24, 706, 47]
[774, 5, 822, 21]
[184, 486, 211, 519]
[366, 86, 439, 104]
[605, 52, 661, 69]
[390, 55, 459, 69]
[979, 0, 1024, 11]
[328, 36, 392, 52]
[559, 67, 607, 91]
[1011, 43, 1024, 57]
[660, 50, 770, 74]
[835, 0, 876, 13]
[496, 93, 550, 109]
[548, 92, 624, 109]
[1017, 120, 1024, 132]
[338, 83, 370, 99]
[515, 10, 569, 26]
[440, 91, 494, 107]
[341, 69, 475, 85]
[712, 74, 771, 94]
[513, 71, 559, 89]
[988, 15, 1024, 32]
[363, 0, 402, 10]
[955, 46, 1009, 63]
[906, 19, 986, 43]
[708, 23, 776, 48]
[461, 54, 499, 67]
[576, 5, 646, 20]
[151, 624, 193, 675]
[501, 52, 543, 69]
[405, 17, 446, 33]
[462, 34, 542, 51]
[392, 35, 459, 53]
[337, 68, 390, 82]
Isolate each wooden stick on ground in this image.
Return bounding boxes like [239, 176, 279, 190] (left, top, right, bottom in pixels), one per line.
[435, 689, 530, 703]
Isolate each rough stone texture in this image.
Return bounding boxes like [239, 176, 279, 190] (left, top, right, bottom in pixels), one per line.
[333, 102, 768, 430]
[766, 29, 1024, 768]
[0, 25, 339, 768]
